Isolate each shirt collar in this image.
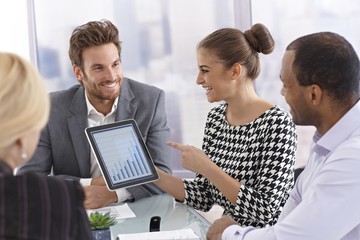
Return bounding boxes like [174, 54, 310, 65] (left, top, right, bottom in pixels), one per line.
[313, 100, 360, 155]
[85, 91, 118, 117]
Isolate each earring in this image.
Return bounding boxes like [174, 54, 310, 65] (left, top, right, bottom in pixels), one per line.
[21, 149, 27, 161]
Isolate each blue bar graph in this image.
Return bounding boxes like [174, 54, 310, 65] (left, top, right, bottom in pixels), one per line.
[92, 124, 153, 184]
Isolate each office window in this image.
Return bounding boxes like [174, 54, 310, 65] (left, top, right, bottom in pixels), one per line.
[30, 0, 236, 177]
[0, 2, 29, 59]
[251, 0, 360, 167]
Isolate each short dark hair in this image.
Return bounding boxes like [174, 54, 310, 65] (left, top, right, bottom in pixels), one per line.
[197, 23, 275, 80]
[68, 19, 122, 69]
[287, 32, 360, 101]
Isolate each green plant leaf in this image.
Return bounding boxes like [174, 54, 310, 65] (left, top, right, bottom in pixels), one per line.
[88, 211, 118, 230]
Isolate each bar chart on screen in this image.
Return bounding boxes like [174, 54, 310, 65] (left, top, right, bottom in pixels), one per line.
[93, 125, 152, 184]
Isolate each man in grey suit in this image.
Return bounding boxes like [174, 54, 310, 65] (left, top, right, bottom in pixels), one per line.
[17, 19, 172, 209]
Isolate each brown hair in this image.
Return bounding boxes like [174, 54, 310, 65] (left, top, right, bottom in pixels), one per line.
[197, 23, 274, 80]
[68, 19, 122, 70]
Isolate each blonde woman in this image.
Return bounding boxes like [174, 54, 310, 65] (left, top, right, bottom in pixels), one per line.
[0, 52, 92, 239]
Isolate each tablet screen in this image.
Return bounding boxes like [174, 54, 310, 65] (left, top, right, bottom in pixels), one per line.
[85, 119, 159, 191]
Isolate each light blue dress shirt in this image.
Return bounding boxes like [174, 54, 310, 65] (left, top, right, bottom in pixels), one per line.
[222, 100, 360, 240]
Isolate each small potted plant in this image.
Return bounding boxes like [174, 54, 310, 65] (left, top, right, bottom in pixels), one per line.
[89, 211, 118, 240]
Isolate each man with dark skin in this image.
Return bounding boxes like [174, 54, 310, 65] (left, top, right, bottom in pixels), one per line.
[207, 31, 360, 240]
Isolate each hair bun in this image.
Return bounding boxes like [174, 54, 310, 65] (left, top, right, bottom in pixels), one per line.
[244, 23, 275, 55]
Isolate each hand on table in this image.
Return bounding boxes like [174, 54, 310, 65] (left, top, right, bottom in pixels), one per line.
[206, 215, 238, 240]
[91, 175, 106, 186]
[83, 185, 117, 209]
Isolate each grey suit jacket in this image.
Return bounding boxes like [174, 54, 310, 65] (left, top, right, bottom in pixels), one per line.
[18, 78, 172, 200]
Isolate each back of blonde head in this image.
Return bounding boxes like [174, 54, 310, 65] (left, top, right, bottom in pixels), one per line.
[0, 53, 49, 148]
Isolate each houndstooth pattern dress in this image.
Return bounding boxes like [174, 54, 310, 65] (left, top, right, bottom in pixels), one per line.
[182, 104, 297, 227]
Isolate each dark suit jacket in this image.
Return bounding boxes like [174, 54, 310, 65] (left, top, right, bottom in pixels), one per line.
[0, 162, 92, 240]
[18, 78, 172, 200]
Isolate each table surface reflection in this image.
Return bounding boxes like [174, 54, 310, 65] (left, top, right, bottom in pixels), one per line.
[111, 193, 210, 240]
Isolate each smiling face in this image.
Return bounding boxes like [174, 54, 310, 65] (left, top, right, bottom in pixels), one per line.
[280, 50, 318, 126]
[74, 43, 122, 107]
[196, 47, 234, 103]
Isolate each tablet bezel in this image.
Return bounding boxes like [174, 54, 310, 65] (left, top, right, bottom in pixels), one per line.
[85, 119, 159, 191]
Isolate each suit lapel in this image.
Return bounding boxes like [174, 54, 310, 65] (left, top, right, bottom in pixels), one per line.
[116, 78, 138, 121]
[65, 80, 138, 177]
[67, 87, 91, 177]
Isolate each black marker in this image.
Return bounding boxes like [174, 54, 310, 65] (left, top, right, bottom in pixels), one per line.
[149, 216, 161, 232]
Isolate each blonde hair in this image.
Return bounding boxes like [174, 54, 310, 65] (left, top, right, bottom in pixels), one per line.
[0, 52, 50, 148]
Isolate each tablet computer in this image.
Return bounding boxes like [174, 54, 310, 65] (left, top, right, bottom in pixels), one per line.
[85, 119, 159, 191]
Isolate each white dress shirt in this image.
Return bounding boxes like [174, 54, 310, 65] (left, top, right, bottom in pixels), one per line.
[221, 100, 360, 240]
[79, 93, 132, 203]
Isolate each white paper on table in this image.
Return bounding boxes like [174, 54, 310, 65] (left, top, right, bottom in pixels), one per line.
[117, 228, 200, 240]
[87, 203, 136, 220]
